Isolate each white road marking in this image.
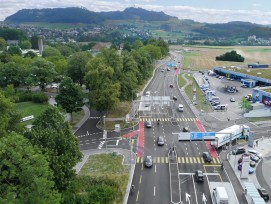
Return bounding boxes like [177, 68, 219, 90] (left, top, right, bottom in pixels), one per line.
[98, 141, 105, 149]
[116, 140, 119, 146]
[154, 186, 156, 196]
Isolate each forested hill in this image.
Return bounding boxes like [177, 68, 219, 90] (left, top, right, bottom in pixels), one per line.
[5, 7, 106, 24]
[99, 7, 175, 21]
[5, 7, 175, 24]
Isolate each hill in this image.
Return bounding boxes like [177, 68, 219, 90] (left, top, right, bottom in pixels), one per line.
[4, 7, 271, 40]
[100, 7, 175, 21]
[5, 7, 105, 24]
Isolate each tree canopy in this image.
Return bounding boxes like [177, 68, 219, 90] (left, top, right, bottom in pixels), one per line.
[0, 133, 61, 203]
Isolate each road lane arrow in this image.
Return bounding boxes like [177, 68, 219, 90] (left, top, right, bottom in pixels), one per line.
[202, 193, 207, 204]
[186, 193, 191, 203]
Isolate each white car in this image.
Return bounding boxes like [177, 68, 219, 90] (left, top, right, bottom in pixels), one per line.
[248, 149, 262, 159]
[230, 97, 235, 102]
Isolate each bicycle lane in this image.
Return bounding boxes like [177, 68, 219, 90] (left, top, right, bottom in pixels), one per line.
[195, 119, 218, 158]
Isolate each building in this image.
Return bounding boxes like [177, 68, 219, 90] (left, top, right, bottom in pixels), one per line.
[213, 67, 271, 87]
[252, 86, 271, 106]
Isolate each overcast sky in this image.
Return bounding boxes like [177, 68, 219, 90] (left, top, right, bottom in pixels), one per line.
[1, 0, 271, 24]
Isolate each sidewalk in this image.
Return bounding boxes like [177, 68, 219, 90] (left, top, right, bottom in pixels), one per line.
[225, 138, 271, 203]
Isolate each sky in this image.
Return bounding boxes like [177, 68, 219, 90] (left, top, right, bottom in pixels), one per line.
[1, 0, 271, 25]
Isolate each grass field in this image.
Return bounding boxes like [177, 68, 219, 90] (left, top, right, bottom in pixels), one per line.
[16, 102, 50, 125]
[171, 46, 271, 70]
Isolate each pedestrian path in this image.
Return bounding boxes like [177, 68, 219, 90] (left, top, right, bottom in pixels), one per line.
[136, 156, 221, 164]
[140, 117, 199, 122]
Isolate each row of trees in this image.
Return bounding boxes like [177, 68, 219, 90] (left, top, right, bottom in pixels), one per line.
[0, 38, 169, 112]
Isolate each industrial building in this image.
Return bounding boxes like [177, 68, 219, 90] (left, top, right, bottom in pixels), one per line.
[252, 86, 271, 106]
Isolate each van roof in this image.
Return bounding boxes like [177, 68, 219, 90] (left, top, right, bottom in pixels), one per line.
[178, 104, 183, 107]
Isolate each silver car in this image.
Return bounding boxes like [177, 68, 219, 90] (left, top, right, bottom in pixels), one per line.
[144, 156, 153, 167]
[157, 136, 165, 146]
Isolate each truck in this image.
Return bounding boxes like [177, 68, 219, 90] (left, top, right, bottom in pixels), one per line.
[211, 125, 250, 149]
[212, 187, 229, 204]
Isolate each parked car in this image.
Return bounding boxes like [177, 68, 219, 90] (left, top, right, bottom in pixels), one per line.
[202, 152, 212, 163]
[232, 147, 246, 155]
[157, 136, 165, 146]
[144, 156, 153, 167]
[195, 170, 204, 182]
[247, 149, 262, 159]
[250, 161, 256, 167]
[145, 121, 152, 128]
[173, 96, 177, 100]
[230, 97, 235, 102]
[241, 84, 248, 88]
[161, 69, 164, 72]
[167, 67, 171, 71]
[250, 155, 260, 162]
[238, 163, 255, 174]
[238, 158, 242, 164]
[258, 188, 269, 201]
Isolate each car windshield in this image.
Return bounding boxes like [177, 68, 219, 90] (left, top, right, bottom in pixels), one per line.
[198, 171, 203, 176]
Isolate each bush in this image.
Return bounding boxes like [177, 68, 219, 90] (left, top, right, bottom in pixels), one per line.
[216, 50, 244, 62]
[32, 92, 48, 103]
[17, 91, 33, 102]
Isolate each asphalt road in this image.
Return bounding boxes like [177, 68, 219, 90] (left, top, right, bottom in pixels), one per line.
[128, 53, 229, 204]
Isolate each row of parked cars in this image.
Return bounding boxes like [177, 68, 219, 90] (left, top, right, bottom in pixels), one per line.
[232, 147, 269, 201]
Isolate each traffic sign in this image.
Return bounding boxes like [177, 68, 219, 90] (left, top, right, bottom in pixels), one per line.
[190, 132, 216, 140]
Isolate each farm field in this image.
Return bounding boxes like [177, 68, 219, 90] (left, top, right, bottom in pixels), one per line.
[171, 46, 271, 71]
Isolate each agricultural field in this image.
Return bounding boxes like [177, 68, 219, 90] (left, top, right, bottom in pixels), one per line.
[171, 46, 271, 71]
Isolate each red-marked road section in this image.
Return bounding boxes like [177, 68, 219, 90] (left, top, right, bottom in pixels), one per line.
[137, 121, 145, 157]
[121, 130, 139, 139]
[194, 119, 218, 158]
[175, 68, 180, 75]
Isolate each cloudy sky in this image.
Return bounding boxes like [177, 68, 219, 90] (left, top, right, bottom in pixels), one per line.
[1, 0, 271, 24]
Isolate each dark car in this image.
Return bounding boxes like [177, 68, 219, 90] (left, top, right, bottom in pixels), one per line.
[238, 163, 255, 174]
[250, 155, 260, 162]
[258, 188, 269, 201]
[183, 127, 190, 132]
[173, 96, 177, 101]
[238, 158, 242, 164]
[144, 156, 153, 168]
[195, 170, 204, 182]
[232, 147, 246, 155]
[145, 121, 152, 128]
[157, 136, 165, 146]
[169, 84, 173, 88]
[202, 152, 212, 163]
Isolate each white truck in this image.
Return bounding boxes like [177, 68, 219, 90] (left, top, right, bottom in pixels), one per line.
[211, 125, 250, 149]
[212, 187, 229, 204]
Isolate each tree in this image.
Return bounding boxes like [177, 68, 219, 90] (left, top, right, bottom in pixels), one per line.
[19, 40, 32, 49]
[239, 97, 252, 113]
[42, 46, 62, 58]
[0, 37, 7, 50]
[0, 133, 61, 203]
[7, 46, 22, 56]
[139, 44, 162, 60]
[56, 77, 84, 122]
[30, 58, 57, 90]
[0, 62, 24, 87]
[26, 106, 83, 191]
[66, 51, 92, 86]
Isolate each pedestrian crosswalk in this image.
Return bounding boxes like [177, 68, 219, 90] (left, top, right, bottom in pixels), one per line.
[140, 118, 199, 122]
[136, 156, 220, 164]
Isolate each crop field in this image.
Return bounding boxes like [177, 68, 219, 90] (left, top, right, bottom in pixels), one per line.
[171, 46, 271, 71]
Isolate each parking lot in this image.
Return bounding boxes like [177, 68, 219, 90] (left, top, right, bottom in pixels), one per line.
[194, 72, 253, 122]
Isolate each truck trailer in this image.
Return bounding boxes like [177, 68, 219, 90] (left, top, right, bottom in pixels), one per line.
[212, 187, 229, 204]
[211, 125, 250, 149]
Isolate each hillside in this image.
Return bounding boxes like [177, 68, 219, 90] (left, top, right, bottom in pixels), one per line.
[100, 7, 175, 21]
[4, 7, 271, 40]
[5, 7, 106, 24]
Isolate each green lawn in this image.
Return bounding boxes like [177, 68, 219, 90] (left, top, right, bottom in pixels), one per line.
[184, 75, 211, 112]
[16, 102, 50, 125]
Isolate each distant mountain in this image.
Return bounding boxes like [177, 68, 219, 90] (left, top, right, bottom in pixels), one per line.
[100, 7, 175, 21]
[5, 7, 106, 24]
[5, 7, 175, 24]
